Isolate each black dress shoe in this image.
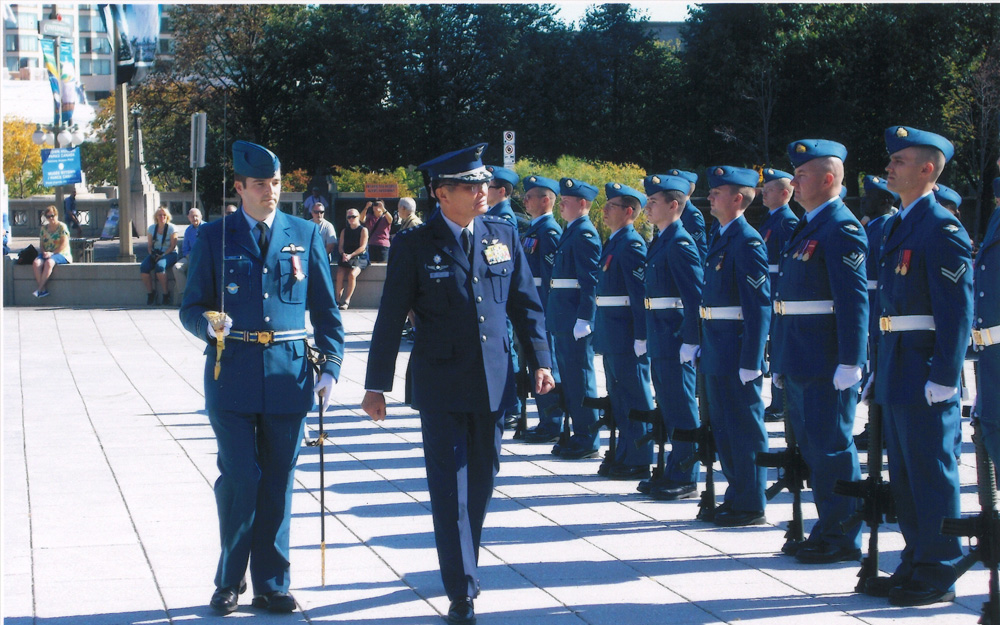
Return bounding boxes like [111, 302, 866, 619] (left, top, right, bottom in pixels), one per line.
[863, 574, 906, 598]
[650, 481, 697, 501]
[888, 580, 955, 606]
[447, 596, 476, 625]
[608, 464, 650, 480]
[795, 543, 862, 564]
[780, 538, 808, 556]
[525, 427, 561, 444]
[637, 474, 669, 494]
[210, 579, 247, 614]
[251, 591, 296, 613]
[560, 442, 601, 460]
[503, 415, 518, 430]
[763, 407, 784, 422]
[713, 509, 766, 527]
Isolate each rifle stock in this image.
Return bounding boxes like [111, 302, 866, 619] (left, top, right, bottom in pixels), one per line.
[755, 386, 806, 548]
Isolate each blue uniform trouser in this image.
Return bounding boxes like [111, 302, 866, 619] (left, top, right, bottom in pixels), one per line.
[602, 350, 654, 466]
[650, 356, 700, 483]
[534, 333, 564, 433]
[208, 409, 306, 594]
[978, 352, 1000, 467]
[883, 400, 963, 592]
[552, 333, 599, 449]
[705, 374, 768, 512]
[420, 410, 503, 601]
[784, 376, 862, 550]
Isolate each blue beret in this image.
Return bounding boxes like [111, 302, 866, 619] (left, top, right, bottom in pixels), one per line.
[706, 166, 759, 189]
[233, 140, 280, 178]
[994, 177, 1000, 199]
[522, 174, 559, 195]
[762, 168, 793, 183]
[884, 126, 954, 163]
[418, 143, 492, 183]
[485, 165, 519, 187]
[667, 169, 698, 185]
[559, 178, 598, 201]
[643, 174, 690, 196]
[934, 184, 962, 208]
[863, 175, 899, 202]
[787, 139, 848, 168]
[605, 182, 646, 208]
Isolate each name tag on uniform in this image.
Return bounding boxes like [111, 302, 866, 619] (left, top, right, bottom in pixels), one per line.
[485, 241, 511, 264]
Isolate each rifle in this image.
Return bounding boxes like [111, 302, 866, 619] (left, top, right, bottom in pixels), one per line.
[756, 385, 808, 553]
[630, 404, 665, 485]
[585, 395, 616, 476]
[675, 371, 716, 521]
[941, 411, 1000, 625]
[834, 399, 894, 593]
[513, 360, 531, 440]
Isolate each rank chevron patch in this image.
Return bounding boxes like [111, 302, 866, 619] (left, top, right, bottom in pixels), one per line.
[941, 263, 967, 283]
[747, 274, 767, 289]
[842, 252, 865, 270]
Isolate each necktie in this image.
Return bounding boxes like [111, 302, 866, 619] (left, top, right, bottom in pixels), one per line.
[789, 217, 808, 241]
[256, 222, 270, 255]
[461, 228, 472, 261]
[885, 214, 901, 242]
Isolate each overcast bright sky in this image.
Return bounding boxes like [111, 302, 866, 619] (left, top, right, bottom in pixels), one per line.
[551, 2, 694, 25]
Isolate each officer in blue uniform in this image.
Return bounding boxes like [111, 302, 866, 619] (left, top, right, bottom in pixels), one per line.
[520, 175, 567, 443]
[758, 168, 799, 421]
[770, 139, 868, 564]
[863, 126, 973, 606]
[641, 174, 704, 500]
[547, 178, 603, 459]
[180, 141, 345, 614]
[700, 166, 771, 526]
[933, 183, 963, 219]
[667, 168, 709, 262]
[362, 144, 554, 625]
[977, 176, 1000, 464]
[593, 182, 655, 480]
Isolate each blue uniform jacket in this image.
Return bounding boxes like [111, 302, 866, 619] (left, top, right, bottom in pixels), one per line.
[487, 198, 517, 226]
[874, 194, 973, 405]
[978, 207, 1000, 334]
[365, 214, 551, 413]
[682, 201, 708, 262]
[594, 224, 648, 353]
[522, 213, 563, 308]
[771, 200, 868, 377]
[700, 215, 771, 375]
[644, 220, 703, 358]
[759, 204, 799, 277]
[546, 216, 601, 335]
[865, 213, 893, 355]
[180, 209, 345, 414]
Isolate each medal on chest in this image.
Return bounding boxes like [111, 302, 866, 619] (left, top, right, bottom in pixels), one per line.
[714, 251, 725, 271]
[281, 244, 306, 280]
[799, 240, 818, 262]
[896, 249, 912, 276]
[763, 229, 772, 243]
[484, 239, 511, 264]
[603, 254, 614, 272]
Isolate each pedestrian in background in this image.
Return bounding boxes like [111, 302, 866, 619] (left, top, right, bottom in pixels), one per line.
[32, 205, 72, 298]
[336, 208, 369, 309]
[140, 206, 179, 305]
[361, 200, 392, 262]
[173, 207, 203, 275]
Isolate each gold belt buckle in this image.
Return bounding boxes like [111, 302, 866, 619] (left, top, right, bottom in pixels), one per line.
[879, 317, 892, 332]
[256, 331, 274, 345]
[973, 328, 984, 346]
[644, 298, 652, 310]
[773, 301, 785, 315]
[700, 306, 710, 320]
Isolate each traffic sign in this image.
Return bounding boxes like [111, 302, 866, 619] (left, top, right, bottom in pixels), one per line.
[503, 130, 515, 167]
[40, 19, 73, 39]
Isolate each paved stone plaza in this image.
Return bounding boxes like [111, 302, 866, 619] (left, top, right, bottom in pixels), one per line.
[1, 307, 991, 624]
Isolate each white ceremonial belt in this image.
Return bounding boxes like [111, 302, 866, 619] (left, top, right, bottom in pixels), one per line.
[533, 277, 542, 287]
[596, 295, 630, 307]
[867, 280, 878, 290]
[773, 300, 835, 315]
[645, 297, 684, 310]
[973, 324, 1000, 347]
[700, 306, 743, 320]
[550, 279, 580, 289]
[768, 264, 779, 273]
[879, 315, 936, 333]
[229, 329, 309, 345]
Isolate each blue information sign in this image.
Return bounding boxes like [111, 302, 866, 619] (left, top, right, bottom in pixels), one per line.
[41, 148, 83, 187]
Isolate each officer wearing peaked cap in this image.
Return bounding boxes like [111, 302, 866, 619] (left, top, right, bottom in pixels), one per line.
[520, 175, 567, 443]
[362, 144, 554, 624]
[180, 140, 345, 614]
[547, 178, 603, 459]
[977, 176, 1000, 467]
[641, 174, 705, 501]
[771, 139, 868, 564]
[593, 182, 655, 480]
[668, 168, 709, 262]
[862, 126, 972, 606]
[700, 166, 772, 526]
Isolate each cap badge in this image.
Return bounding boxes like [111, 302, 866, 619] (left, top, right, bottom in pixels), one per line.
[566, 180, 574, 188]
[651, 176, 660, 184]
[613, 183, 621, 189]
[796, 144, 807, 153]
[714, 168, 724, 176]
[873, 176, 881, 183]
[527, 176, 536, 182]
[896, 127, 908, 137]
[766, 168, 774, 175]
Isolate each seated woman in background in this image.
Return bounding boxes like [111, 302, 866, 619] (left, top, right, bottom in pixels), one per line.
[32, 205, 73, 298]
[335, 208, 369, 310]
[141, 206, 179, 305]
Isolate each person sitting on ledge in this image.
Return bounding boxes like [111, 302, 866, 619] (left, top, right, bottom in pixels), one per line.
[32, 205, 73, 298]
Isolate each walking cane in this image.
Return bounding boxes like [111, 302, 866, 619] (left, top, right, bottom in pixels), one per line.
[305, 348, 328, 586]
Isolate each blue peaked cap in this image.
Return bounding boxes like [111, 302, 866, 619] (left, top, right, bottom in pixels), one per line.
[644, 174, 690, 196]
[706, 166, 759, 189]
[934, 184, 962, 208]
[522, 174, 559, 195]
[560, 178, 598, 201]
[233, 140, 280, 178]
[787, 139, 848, 168]
[885, 126, 954, 163]
[418, 143, 493, 183]
[762, 168, 793, 183]
[605, 182, 646, 208]
[485, 165, 519, 187]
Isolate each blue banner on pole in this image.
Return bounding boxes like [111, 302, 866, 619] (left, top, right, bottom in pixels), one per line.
[41, 148, 83, 186]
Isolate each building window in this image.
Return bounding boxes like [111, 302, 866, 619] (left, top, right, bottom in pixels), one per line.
[5, 57, 19, 72]
[95, 59, 111, 75]
[79, 37, 92, 53]
[160, 13, 172, 33]
[93, 17, 107, 33]
[79, 15, 91, 31]
[157, 38, 174, 54]
[21, 57, 39, 68]
[5, 35, 17, 53]
[17, 12, 39, 30]
[94, 37, 111, 54]
[19, 36, 38, 52]
[80, 58, 92, 75]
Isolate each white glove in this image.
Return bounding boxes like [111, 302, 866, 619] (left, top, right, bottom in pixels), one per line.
[833, 364, 863, 391]
[634, 339, 647, 357]
[739, 368, 762, 385]
[679, 343, 700, 365]
[315, 372, 335, 411]
[772, 373, 784, 390]
[573, 319, 592, 340]
[204, 313, 232, 341]
[924, 380, 958, 406]
[860, 372, 875, 406]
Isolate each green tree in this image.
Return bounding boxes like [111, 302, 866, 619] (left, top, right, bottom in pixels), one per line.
[3, 116, 45, 198]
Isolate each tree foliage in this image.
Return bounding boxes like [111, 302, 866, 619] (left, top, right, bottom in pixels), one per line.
[3, 116, 45, 198]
